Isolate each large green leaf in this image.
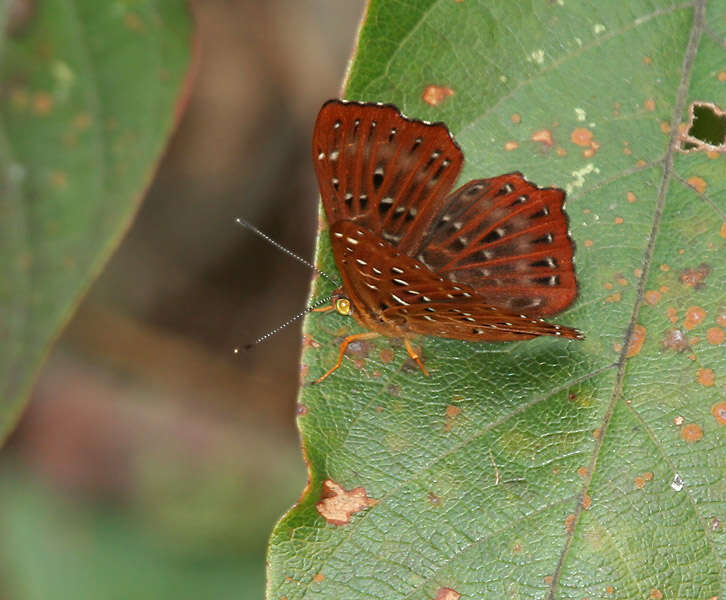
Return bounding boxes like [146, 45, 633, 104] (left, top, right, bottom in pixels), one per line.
[269, 1, 726, 598]
[0, 1, 192, 441]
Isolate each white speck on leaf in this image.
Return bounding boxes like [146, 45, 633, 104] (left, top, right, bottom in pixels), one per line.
[671, 473, 684, 491]
[575, 108, 586, 121]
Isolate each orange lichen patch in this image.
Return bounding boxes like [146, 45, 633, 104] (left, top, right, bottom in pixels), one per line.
[379, 347, 394, 363]
[33, 92, 53, 115]
[626, 191, 637, 203]
[511, 113, 521, 124]
[679, 263, 712, 289]
[643, 56, 652, 65]
[571, 127, 593, 147]
[435, 588, 461, 600]
[531, 129, 554, 147]
[606, 292, 621, 303]
[302, 334, 321, 349]
[711, 402, 726, 425]
[681, 423, 703, 443]
[706, 327, 725, 345]
[687, 176, 707, 194]
[719, 71, 726, 81]
[582, 494, 592, 510]
[626, 324, 646, 358]
[662, 328, 689, 351]
[643, 98, 656, 111]
[73, 112, 93, 130]
[666, 307, 678, 323]
[422, 85, 454, 106]
[556, 146, 568, 156]
[660, 121, 671, 134]
[124, 12, 145, 31]
[316, 480, 376, 526]
[577, 466, 588, 478]
[614, 216, 624, 224]
[312, 573, 325, 583]
[644, 290, 661, 305]
[564, 513, 576, 533]
[684, 305, 706, 330]
[635, 159, 648, 167]
[584, 239, 594, 247]
[504, 141, 519, 151]
[50, 171, 68, 189]
[697, 368, 715, 387]
[650, 589, 663, 600]
[444, 404, 461, 432]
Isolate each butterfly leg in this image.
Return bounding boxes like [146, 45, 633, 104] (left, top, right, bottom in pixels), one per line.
[313, 332, 380, 384]
[403, 339, 429, 376]
[311, 305, 335, 313]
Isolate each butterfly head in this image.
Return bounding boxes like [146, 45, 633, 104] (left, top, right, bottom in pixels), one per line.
[331, 291, 352, 317]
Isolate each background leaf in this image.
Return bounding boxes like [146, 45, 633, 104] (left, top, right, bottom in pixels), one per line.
[0, 0, 192, 441]
[268, 1, 726, 598]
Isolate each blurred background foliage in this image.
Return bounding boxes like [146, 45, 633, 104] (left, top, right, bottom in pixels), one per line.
[0, 1, 365, 598]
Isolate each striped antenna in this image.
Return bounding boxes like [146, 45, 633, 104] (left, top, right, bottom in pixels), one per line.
[235, 217, 338, 285]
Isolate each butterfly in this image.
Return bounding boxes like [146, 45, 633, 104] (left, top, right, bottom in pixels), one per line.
[311, 99, 582, 383]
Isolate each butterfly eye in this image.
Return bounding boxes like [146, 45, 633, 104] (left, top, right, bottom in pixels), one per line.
[334, 297, 352, 316]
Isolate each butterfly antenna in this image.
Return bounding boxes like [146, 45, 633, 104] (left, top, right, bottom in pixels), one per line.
[235, 217, 339, 285]
[235, 294, 334, 352]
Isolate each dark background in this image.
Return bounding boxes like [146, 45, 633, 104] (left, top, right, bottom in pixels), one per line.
[0, 2, 365, 598]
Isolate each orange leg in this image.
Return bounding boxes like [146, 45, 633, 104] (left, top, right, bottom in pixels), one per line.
[404, 339, 429, 376]
[313, 332, 380, 384]
[311, 305, 335, 313]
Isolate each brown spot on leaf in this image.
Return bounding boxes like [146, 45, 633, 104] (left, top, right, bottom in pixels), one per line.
[316, 479, 376, 526]
[684, 306, 706, 330]
[33, 91, 53, 115]
[659, 263, 670, 272]
[434, 588, 461, 600]
[643, 98, 656, 111]
[626, 324, 646, 357]
[635, 159, 648, 167]
[564, 513, 576, 533]
[662, 328, 689, 351]
[606, 586, 615, 594]
[679, 263, 711, 289]
[302, 334, 321, 349]
[660, 121, 671, 134]
[681, 423, 703, 443]
[444, 405, 461, 432]
[721, 223, 726, 238]
[717, 313, 726, 327]
[379, 347, 394, 363]
[512, 542, 522, 553]
[556, 146, 567, 156]
[427, 491, 442, 506]
[697, 368, 715, 387]
[531, 129, 554, 147]
[422, 85, 454, 106]
[626, 191, 637, 203]
[312, 573, 325, 583]
[504, 141, 519, 151]
[644, 290, 661, 305]
[582, 494, 592, 510]
[687, 176, 707, 194]
[712, 402, 726, 425]
[296, 403, 308, 416]
[719, 71, 726, 81]
[706, 327, 725, 345]
[571, 127, 593, 147]
[643, 56, 652, 65]
[511, 113, 521, 124]
[584, 239, 594, 247]
[666, 307, 678, 323]
[577, 466, 588, 478]
[614, 216, 624, 224]
[593, 428, 602, 439]
[650, 589, 663, 600]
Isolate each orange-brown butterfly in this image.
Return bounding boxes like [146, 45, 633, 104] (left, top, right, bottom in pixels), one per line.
[312, 99, 582, 383]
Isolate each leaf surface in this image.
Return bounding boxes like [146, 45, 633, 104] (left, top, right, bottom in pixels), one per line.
[269, 1, 726, 598]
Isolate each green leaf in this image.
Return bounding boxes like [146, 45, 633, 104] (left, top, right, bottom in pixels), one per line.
[268, 1, 726, 599]
[0, 1, 192, 441]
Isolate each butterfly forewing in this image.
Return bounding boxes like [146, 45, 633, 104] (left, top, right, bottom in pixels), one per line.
[313, 100, 464, 254]
[418, 173, 577, 316]
[330, 220, 582, 341]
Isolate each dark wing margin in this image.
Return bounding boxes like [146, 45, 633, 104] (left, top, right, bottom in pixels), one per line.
[313, 99, 464, 255]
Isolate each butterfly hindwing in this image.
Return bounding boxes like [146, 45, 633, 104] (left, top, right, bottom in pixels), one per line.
[313, 100, 464, 255]
[417, 173, 577, 317]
